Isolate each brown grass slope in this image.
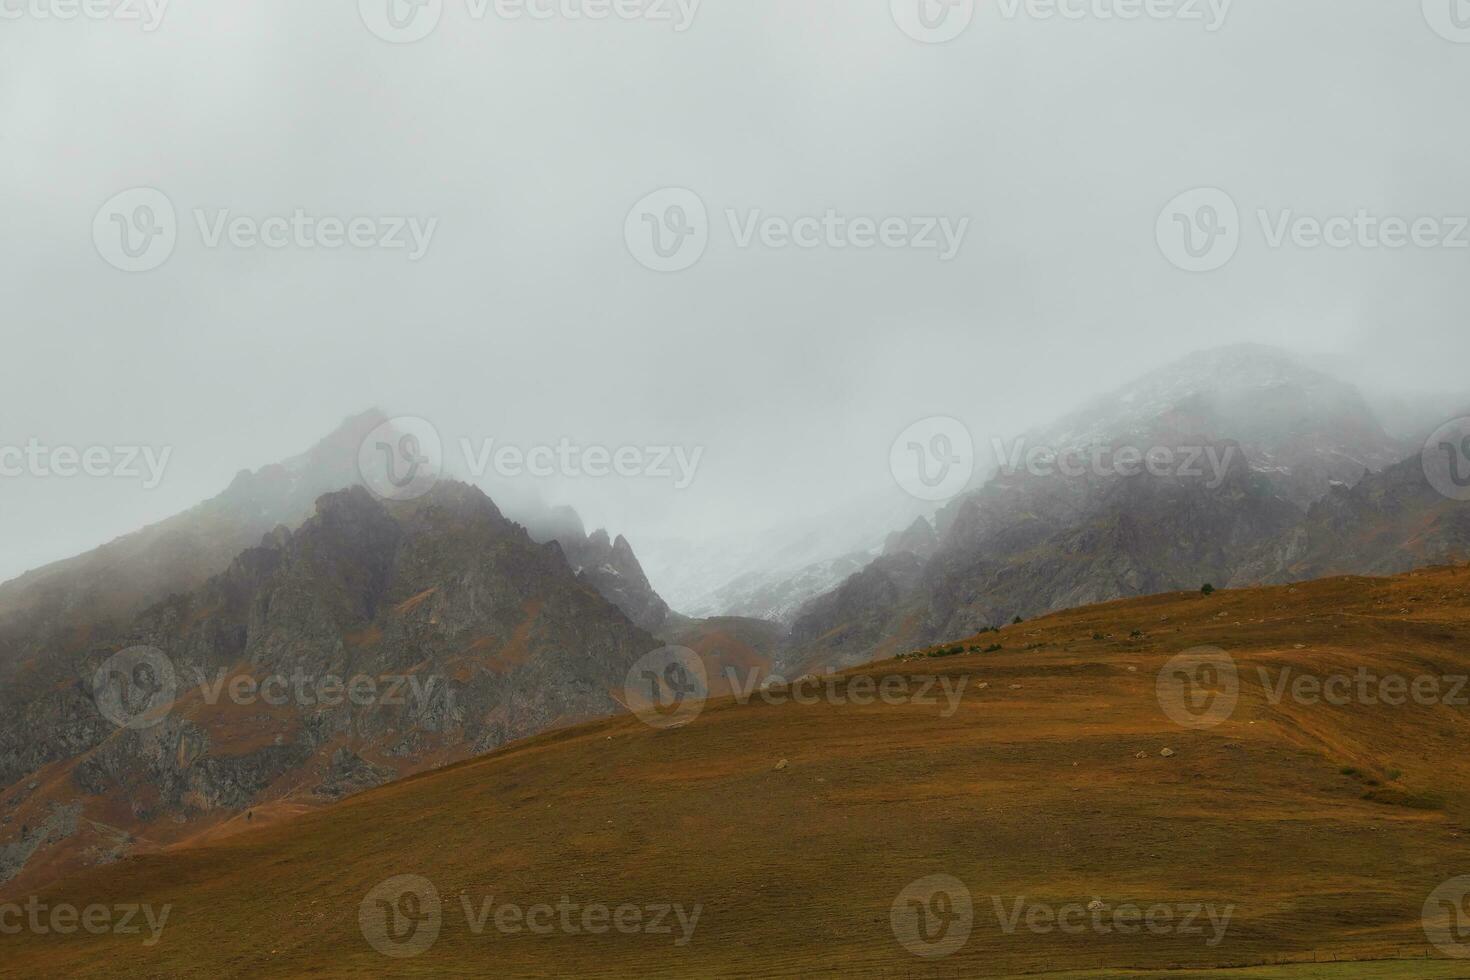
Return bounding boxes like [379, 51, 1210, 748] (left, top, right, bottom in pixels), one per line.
[8, 567, 1470, 977]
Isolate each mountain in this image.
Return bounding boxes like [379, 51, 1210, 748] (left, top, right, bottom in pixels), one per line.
[1021, 343, 1404, 510]
[523, 514, 673, 637]
[9, 566, 1470, 976]
[685, 551, 875, 627]
[789, 445, 1302, 670]
[0, 409, 390, 675]
[1244, 447, 1470, 582]
[671, 492, 929, 627]
[0, 411, 677, 677]
[786, 345, 1413, 672]
[0, 482, 661, 896]
[883, 516, 939, 559]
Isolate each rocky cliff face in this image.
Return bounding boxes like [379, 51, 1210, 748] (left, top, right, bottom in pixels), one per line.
[0, 410, 391, 676]
[688, 551, 874, 628]
[1025, 344, 1404, 510]
[524, 519, 673, 633]
[883, 517, 939, 560]
[0, 482, 657, 896]
[1244, 451, 1470, 581]
[788, 444, 1301, 671]
[786, 346, 1421, 673]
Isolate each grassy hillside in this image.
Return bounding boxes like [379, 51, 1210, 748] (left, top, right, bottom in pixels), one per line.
[7, 567, 1470, 977]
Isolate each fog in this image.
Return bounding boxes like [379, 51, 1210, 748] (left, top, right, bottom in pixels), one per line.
[2, 0, 1467, 597]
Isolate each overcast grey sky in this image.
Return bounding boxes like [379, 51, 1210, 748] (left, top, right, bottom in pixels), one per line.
[2, 0, 1467, 591]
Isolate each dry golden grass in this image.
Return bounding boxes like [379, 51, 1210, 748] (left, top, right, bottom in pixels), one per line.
[8, 567, 1470, 977]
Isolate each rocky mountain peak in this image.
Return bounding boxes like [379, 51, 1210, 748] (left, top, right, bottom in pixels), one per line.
[884, 517, 939, 560]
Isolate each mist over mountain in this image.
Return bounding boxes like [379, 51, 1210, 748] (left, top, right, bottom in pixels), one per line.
[781, 344, 1469, 672]
[4, 338, 1470, 948]
[7, 2, 1469, 972]
[0, 481, 665, 893]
